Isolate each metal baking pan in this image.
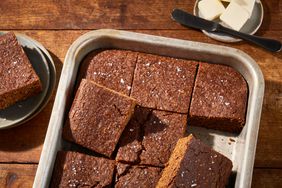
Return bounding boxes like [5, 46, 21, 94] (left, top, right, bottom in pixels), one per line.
[33, 29, 264, 188]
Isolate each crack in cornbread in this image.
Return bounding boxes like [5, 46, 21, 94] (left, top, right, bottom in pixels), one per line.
[116, 108, 187, 167]
[116, 106, 151, 163]
[115, 163, 162, 188]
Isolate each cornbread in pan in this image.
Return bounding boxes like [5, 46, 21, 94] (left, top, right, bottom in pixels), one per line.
[115, 163, 162, 188]
[189, 63, 248, 133]
[84, 50, 138, 96]
[0, 32, 42, 110]
[140, 110, 187, 167]
[63, 79, 136, 157]
[130, 53, 198, 113]
[116, 108, 187, 167]
[157, 135, 232, 188]
[50, 151, 115, 187]
[116, 106, 151, 163]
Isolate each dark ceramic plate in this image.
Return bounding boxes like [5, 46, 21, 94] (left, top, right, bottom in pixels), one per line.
[0, 32, 50, 129]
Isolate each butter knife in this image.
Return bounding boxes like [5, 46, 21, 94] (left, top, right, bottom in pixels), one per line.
[171, 8, 281, 52]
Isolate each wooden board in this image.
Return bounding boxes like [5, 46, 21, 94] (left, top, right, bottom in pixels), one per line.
[0, 1, 281, 31]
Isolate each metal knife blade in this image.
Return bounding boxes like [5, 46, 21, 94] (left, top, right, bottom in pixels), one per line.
[171, 8, 218, 32]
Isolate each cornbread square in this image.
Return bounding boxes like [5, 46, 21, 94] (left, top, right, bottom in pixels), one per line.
[116, 107, 187, 167]
[63, 79, 136, 157]
[0, 32, 42, 109]
[115, 163, 162, 188]
[84, 50, 138, 96]
[131, 53, 198, 113]
[116, 106, 151, 163]
[50, 151, 115, 187]
[116, 108, 187, 167]
[140, 110, 187, 167]
[189, 63, 248, 133]
[157, 135, 232, 188]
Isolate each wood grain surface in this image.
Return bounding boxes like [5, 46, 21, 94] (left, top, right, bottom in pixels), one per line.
[0, 164, 36, 188]
[0, 0, 281, 187]
[0, 1, 281, 31]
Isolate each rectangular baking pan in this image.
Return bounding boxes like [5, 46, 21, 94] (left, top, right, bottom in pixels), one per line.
[33, 29, 264, 188]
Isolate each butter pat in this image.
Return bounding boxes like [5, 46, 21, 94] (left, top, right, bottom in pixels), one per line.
[234, 0, 255, 18]
[220, 1, 249, 31]
[198, 0, 225, 20]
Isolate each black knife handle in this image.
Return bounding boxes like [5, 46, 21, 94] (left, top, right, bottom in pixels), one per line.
[217, 24, 282, 52]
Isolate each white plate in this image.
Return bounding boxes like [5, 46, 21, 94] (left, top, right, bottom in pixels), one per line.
[194, 0, 264, 43]
[0, 32, 50, 129]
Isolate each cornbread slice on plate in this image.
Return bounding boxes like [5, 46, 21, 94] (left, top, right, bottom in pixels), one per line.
[63, 79, 136, 157]
[0, 32, 42, 110]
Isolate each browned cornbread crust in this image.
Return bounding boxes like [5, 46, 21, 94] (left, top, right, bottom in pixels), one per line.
[189, 63, 248, 133]
[130, 53, 198, 113]
[84, 49, 138, 96]
[116, 108, 187, 167]
[0, 32, 42, 109]
[50, 151, 115, 187]
[115, 163, 162, 188]
[116, 106, 151, 163]
[63, 79, 136, 157]
[157, 135, 233, 188]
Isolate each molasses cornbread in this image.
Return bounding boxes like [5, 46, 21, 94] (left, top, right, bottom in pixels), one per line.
[0, 32, 42, 109]
[140, 110, 187, 167]
[116, 109, 187, 167]
[130, 53, 198, 113]
[116, 106, 151, 163]
[84, 50, 138, 96]
[53, 48, 249, 187]
[63, 79, 136, 157]
[189, 63, 248, 133]
[157, 135, 232, 188]
[115, 163, 162, 188]
[50, 151, 115, 187]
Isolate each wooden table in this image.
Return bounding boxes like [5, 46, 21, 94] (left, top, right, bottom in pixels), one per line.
[0, 1, 281, 187]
